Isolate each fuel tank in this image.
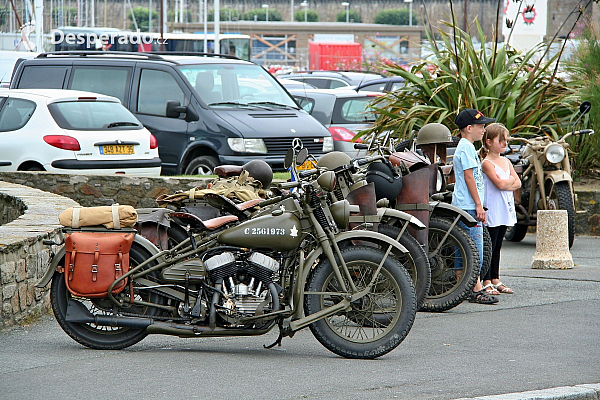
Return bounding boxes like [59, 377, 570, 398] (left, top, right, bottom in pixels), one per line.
[217, 213, 302, 251]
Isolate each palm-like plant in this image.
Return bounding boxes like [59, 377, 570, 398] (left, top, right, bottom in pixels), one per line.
[363, 17, 581, 142]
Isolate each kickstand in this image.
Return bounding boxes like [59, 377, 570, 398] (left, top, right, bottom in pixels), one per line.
[263, 320, 284, 349]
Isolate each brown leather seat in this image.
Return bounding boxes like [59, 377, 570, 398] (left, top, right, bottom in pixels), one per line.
[214, 165, 244, 178]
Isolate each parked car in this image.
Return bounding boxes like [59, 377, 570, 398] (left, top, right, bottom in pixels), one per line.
[0, 51, 39, 87]
[288, 88, 382, 157]
[277, 78, 317, 91]
[342, 76, 406, 93]
[10, 52, 333, 175]
[0, 89, 161, 176]
[279, 70, 385, 89]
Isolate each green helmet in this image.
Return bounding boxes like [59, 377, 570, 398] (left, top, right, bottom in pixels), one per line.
[316, 151, 351, 170]
[416, 123, 453, 145]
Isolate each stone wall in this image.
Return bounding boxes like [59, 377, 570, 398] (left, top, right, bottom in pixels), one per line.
[0, 181, 78, 329]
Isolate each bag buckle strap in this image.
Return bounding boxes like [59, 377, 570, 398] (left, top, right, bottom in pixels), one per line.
[115, 252, 123, 279]
[92, 250, 99, 282]
[68, 250, 76, 281]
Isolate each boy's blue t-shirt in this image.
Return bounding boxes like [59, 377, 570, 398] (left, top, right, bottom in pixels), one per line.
[452, 138, 485, 210]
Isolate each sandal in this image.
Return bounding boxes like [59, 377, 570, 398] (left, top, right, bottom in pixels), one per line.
[482, 283, 500, 295]
[493, 282, 513, 294]
[468, 290, 499, 304]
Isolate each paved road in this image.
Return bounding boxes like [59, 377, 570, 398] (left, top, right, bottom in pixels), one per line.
[1, 235, 599, 400]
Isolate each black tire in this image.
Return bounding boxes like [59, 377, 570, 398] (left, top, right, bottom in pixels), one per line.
[50, 242, 165, 350]
[505, 224, 528, 242]
[421, 217, 479, 312]
[167, 224, 189, 249]
[184, 155, 218, 176]
[480, 225, 492, 280]
[378, 225, 431, 309]
[305, 246, 416, 359]
[549, 181, 575, 248]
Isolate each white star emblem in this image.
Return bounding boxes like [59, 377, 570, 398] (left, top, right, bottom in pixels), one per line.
[280, 205, 286, 212]
[290, 225, 298, 238]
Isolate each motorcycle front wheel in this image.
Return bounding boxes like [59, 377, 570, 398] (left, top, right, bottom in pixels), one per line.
[421, 217, 479, 312]
[50, 242, 165, 350]
[305, 246, 416, 359]
[548, 181, 575, 248]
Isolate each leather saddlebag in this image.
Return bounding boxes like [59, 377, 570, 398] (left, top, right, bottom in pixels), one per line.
[64, 232, 135, 298]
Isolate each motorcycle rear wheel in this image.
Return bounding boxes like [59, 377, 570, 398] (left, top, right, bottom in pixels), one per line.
[421, 217, 479, 312]
[50, 242, 165, 350]
[305, 246, 416, 359]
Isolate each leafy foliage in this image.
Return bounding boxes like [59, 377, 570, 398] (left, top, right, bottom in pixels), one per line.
[243, 8, 282, 22]
[336, 9, 361, 23]
[294, 9, 319, 22]
[373, 8, 418, 26]
[363, 20, 580, 143]
[51, 7, 77, 26]
[208, 8, 241, 21]
[566, 23, 600, 174]
[129, 7, 158, 31]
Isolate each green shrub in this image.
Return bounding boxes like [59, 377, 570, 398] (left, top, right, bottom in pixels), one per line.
[243, 8, 282, 22]
[374, 8, 418, 26]
[336, 9, 361, 23]
[129, 7, 158, 31]
[208, 8, 241, 21]
[294, 9, 319, 22]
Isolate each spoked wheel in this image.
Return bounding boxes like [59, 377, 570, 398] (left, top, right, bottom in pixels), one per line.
[421, 217, 479, 312]
[378, 225, 431, 309]
[50, 243, 165, 350]
[305, 246, 416, 359]
[547, 181, 575, 248]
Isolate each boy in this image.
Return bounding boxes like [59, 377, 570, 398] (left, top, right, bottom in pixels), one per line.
[453, 109, 498, 304]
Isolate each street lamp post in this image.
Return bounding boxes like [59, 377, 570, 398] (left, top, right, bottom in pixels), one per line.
[300, 1, 307, 22]
[262, 4, 269, 22]
[341, 2, 349, 23]
[404, 0, 413, 27]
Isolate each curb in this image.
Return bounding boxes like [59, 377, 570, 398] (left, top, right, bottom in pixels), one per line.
[452, 383, 600, 400]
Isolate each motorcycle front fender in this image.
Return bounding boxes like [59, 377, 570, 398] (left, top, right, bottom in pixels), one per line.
[545, 170, 572, 185]
[430, 201, 477, 227]
[34, 234, 163, 288]
[377, 207, 427, 230]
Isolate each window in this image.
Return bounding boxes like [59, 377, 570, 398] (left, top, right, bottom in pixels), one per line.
[0, 98, 36, 131]
[17, 66, 67, 89]
[70, 67, 131, 104]
[137, 69, 185, 116]
[48, 101, 141, 131]
[332, 98, 377, 124]
[359, 82, 386, 92]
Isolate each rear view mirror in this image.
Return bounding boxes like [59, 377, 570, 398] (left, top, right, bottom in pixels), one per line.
[580, 101, 592, 115]
[166, 100, 199, 122]
[284, 148, 294, 169]
[296, 148, 308, 166]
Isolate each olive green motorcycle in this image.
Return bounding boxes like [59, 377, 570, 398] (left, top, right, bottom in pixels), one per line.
[36, 147, 417, 359]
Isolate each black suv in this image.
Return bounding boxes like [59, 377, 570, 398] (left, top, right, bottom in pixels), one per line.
[11, 52, 333, 175]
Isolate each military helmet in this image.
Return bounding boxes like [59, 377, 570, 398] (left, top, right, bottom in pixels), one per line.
[416, 123, 453, 145]
[242, 159, 273, 188]
[316, 151, 351, 171]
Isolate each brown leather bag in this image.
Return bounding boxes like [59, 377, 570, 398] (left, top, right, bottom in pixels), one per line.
[64, 232, 135, 298]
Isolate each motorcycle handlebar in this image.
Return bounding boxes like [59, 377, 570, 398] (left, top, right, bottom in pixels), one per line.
[354, 143, 368, 149]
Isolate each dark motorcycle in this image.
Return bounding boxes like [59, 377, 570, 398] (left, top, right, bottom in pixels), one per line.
[36, 147, 417, 359]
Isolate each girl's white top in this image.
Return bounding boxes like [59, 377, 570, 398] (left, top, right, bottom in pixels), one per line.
[483, 157, 517, 227]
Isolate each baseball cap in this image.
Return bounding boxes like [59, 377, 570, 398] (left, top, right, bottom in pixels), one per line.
[454, 109, 495, 129]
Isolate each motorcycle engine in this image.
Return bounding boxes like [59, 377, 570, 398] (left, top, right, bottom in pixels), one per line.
[204, 251, 280, 324]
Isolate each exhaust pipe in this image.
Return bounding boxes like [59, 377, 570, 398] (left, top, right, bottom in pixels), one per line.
[65, 300, 152, 329]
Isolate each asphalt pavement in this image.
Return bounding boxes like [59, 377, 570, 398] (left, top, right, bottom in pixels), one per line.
[1, 234, 599, 400]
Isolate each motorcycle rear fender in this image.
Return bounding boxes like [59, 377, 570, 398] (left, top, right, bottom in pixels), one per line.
[430, 201, 477, 227]
[35, 234, 162, 288]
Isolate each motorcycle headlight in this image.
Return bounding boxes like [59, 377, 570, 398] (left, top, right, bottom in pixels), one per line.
[323, 136, 334, 152]
[544, 144, 565, 164]
[436, 168, 444, 192]
[227, 138, 268, 154]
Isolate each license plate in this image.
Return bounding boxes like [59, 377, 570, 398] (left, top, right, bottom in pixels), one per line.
[100, 145, 134, 155]
[296, 160, 317, 170]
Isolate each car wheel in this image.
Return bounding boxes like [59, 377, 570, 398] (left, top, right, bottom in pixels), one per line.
[184, 156, 218, 176]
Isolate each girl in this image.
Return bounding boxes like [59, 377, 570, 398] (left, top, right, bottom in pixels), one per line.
[480, 123, 521, 295]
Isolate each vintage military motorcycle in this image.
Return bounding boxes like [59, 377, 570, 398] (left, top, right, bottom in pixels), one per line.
[36, 147, 417, 359]
[505, 101, 594, 248]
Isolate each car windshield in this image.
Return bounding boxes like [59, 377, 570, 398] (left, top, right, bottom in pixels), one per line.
[178, 64, 298, 108]
[332, 97, 378, 124]
[48, 100, 142, 130]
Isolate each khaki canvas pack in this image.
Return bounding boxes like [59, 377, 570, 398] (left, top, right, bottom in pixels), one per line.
[59, 204, 138, 229]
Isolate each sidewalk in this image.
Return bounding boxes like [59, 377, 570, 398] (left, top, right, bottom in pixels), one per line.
[453, 383, 600, 400]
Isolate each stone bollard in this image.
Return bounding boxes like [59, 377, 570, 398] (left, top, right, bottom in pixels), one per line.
[531, 210, 574, 269]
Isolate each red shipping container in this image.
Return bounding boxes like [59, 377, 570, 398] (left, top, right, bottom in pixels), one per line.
[308, 42, 363, 71]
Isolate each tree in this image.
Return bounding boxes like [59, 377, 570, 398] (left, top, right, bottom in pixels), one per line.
[208, 8, 241, 21]
[336, 9, 361, 23]
[52, 7, 77, 26]
[129, 7, 158, 32]
[374, 8, 418, 26]
[294, 9, 319, 22]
